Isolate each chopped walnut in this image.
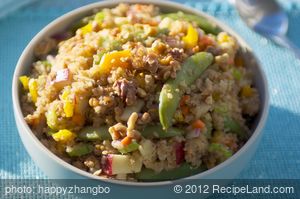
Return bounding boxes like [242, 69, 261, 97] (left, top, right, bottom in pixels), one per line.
[169, 48, 186, 61]
[113, 79, 137, 106]
[143, 52, 159, 74]
[164, 35, 183, 48]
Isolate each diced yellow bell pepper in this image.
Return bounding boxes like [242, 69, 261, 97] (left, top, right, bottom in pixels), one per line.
[96, 50, 131, 74]
[64, 101, 74, 118]
[62, 90, 71, 101]
[61, 89, 74, 118]
[241, 85, 253, 97]
[19, 76, 29, 90]
[52, 129, 76, 143]
[29, 79, 38, 103]
[217, 32, 234, 44]
[182, 24, 198, 48]
[80, 22, 92, 35]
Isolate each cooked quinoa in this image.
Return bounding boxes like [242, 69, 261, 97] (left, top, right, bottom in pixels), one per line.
[19, 4, 260, 181]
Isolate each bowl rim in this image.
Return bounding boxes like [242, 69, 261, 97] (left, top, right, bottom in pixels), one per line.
[12, 0, 269, 186]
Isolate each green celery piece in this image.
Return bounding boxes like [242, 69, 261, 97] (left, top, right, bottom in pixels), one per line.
[95, 11, 105, 23]
[118, 141, 140, 154]
[78, 126, 111, 141]
[209, 143, 232, 159]
[213, 105, 247, 139]
[214, 104, 228, 114]
[141, 125, 183, 138]
[136, 163, 205, 181]
[47, 130, 56, 136]
[232, 68, 242, 81]
[223, 116, 247, 139]
[66, 143, 93, 157]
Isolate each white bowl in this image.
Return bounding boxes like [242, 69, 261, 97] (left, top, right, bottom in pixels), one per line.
[12, 0, 269, 186]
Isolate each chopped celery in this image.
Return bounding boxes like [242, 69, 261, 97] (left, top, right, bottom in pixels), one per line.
[66, 143, 93, 157]
[95, 11, 105, 23]
[141, 125, 183, 138]
[209, 143, 232, 159]
[223, 116, 246, 139]
[232, 68, 242, 80]
[47, 130, 56, 136]
[78, 126, 111, 141]
[118, 141, 140, 154]
[214, 104, 228, 114]
[120, 100, 144, 121]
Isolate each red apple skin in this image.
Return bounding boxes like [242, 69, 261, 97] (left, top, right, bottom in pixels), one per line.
[102, 155, 113, 175]
[175, 142, 185, 165]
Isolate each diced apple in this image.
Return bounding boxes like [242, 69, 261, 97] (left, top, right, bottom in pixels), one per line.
[102, 154, 142, 175]
[102, 155, 113, 175]
[120, 100, 144, 121]
[52, 68, 72, 90]
[138, 139, 155, 157]
[175, 142, 185, 165]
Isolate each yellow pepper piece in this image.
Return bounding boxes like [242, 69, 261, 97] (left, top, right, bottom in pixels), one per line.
[182, 24, 198, 48]
[62, 90, 70, 101]
[52, 129, 76, 143]
[29, 79, 38, 103]
[61, 90, 74, 118]
[217, 32, 234, 44]
[241, 85, 253, 97]
[64, 101, 74, 118]
[19, 76, 29, 90]
[80, 22, 92, 35]
[97, 50, 131, 74]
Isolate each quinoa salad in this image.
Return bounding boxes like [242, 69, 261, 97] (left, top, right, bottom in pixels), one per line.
[19, 4, 260, 181]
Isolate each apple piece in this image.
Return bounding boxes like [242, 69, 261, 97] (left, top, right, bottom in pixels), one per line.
[138, 139, 155, 157]
[52, 68, 72, 90]
[102, 155, 113, 175]
[102, 154, 142, 175]
[119, 100, 144, 121]
[175, 142, 185, 165]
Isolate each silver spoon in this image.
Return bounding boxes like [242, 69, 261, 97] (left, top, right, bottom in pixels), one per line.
[236, 0, 300, 59]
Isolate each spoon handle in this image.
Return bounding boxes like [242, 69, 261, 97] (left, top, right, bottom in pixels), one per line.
[272, 35, 300, 60]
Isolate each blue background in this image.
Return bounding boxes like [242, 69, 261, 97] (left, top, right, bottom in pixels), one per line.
[1, 0, 300, 185]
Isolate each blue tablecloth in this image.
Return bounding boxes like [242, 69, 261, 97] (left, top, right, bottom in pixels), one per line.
[1, 0, 300, 183]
